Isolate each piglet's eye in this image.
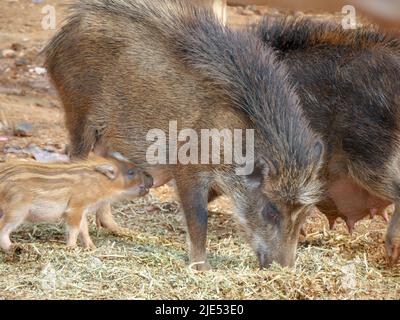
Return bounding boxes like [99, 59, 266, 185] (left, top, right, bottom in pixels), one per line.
[262, 203, 280, 223]
[127, 169, 135, 176]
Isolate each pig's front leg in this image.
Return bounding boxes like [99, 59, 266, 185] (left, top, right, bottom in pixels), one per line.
[175, 174, 211, 271]
[386, 204, 400, 265]
[95, 203, 130, 236]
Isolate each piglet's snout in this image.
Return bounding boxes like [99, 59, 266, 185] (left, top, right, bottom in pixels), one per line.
[142, 172, 154, 190]
[137, 172, 153, 194]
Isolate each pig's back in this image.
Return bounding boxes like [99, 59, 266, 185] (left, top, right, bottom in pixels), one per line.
[43, 0, 251, 162]
[44, 0, 213, 123]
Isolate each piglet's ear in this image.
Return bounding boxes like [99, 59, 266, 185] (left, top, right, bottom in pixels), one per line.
[95, 164, 117, 180]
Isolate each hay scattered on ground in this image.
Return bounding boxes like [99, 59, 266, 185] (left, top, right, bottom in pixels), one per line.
[0, 187, 399, 300]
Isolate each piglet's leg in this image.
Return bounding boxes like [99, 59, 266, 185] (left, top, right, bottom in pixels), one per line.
[95, 204, 117, 231]
[79, 216, 96, 250]
[0, 209, 27, 252]
[65, 207, 85, 248]
[95, 204, 130, 236]
[386, 203, 400, 265]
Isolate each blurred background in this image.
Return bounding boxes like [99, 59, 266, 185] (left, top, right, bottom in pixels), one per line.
[195, 0, 400, 31]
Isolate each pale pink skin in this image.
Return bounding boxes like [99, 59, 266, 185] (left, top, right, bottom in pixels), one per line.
[323, 175, 391, 233]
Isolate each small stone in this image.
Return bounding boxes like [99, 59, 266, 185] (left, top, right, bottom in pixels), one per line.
[15, 58, 28, 66]
[34, 67, 47, 75]
[42, 145, 57, 153]
[27, 144, 69, 163]
[1, 49, 16, 59]
[14, 123, 35, 137]
[4, 144, 22, 154]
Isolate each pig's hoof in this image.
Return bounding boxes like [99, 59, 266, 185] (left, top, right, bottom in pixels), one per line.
[99, 224, 132, 237]
[385, 236, 400, 266]
[96, 218, 130, 236]
[189, 261, 212, 272]
[83, 243, 97, 251]
[389, 246, 399, 266]
[110, 227, 133, 237]
[66, 244, 78, 251]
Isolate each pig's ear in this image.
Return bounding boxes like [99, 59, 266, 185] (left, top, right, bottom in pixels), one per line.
[312, 140, 324, 163]
[244, 159, 273, 188]
[95, 164, 117, 180]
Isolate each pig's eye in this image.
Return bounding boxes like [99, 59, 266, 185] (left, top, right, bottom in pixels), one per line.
[262, 203, 280, 223]
[127, 169, 136, 177]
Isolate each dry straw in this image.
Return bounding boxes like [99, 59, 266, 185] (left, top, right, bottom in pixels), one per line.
[0, 187, 399, 299]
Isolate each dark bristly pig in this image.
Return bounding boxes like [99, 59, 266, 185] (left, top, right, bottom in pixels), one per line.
[257, 16, 400, 264]
[43, 0, 324, 270]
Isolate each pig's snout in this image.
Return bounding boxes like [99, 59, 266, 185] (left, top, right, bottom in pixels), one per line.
[257, 250, 296, 269]
[137, 172, 153, 196]
[142, 172, 154, 189]
[257, 251, 271, 269]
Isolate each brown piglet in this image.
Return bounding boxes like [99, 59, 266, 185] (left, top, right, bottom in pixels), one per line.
[0, 156, 153, 252]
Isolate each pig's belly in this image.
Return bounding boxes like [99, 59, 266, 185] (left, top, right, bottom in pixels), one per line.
[27, 202, 68, 223]
[327, 175, 392, 226]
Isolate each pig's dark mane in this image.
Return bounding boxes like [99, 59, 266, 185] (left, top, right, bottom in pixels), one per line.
[256, 16, 400, 54]
[67, 0, 319, 170]
[44, 0, 324, 204]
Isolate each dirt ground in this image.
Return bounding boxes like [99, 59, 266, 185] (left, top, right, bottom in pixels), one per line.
[0, 0, 399, 300]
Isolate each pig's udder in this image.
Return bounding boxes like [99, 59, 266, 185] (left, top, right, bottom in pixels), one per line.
[327, 175, 392, 233]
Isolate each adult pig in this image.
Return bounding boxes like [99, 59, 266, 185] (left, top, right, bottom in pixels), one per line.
[257, 16, 400, 264]
[44, 0, 324, 269]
